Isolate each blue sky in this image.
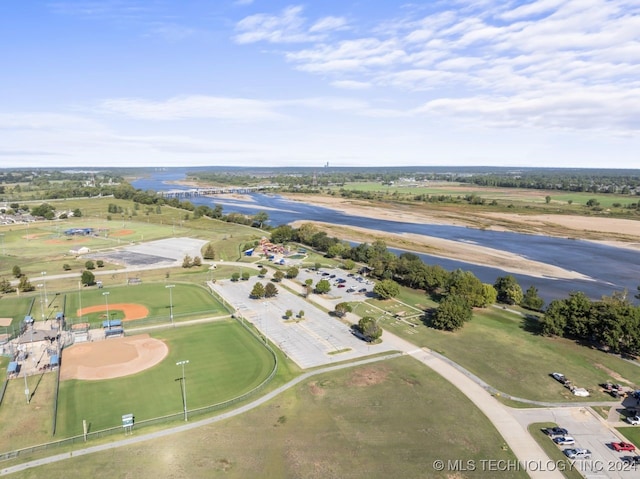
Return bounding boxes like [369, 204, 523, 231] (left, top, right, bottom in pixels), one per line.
[1, 0, 639, 169]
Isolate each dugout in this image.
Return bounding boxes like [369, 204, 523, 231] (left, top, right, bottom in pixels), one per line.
[49, 355, 59, 369]
[105, 327, 124, 338]
[7, 361, 19, 378]
[102, 319, 122, 329]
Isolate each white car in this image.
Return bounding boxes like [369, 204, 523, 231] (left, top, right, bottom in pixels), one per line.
[564, 448, 591, 459]
[553, 436, 575, 446]
[627, 415, 640, 425]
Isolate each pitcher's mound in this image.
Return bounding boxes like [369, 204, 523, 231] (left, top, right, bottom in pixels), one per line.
[60, 334, 168, 381]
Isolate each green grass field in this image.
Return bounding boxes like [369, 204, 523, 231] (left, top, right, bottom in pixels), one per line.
[0, 295, 35, 331]
[56, 320, 275, 438]
[63, 282, 229, 327]
[10, 356, 527, 479]
[0, 201, 265, 280]
[618, 426, 640, 448]
[328, 181, 638, 209]
[376, 305, 640, 402]
[0, 372, 58, 452]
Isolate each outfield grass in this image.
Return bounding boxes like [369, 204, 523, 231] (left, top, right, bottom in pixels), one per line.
[63, 282, 228, 327]
[0, 295, 35, 331]
[11, 356, 527, 479]
[56, 320, 275, 437]
[0, 372, 58, 452]
[375, 306, 640, 402]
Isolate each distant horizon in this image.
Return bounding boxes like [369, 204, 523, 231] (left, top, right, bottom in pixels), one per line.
[1, 1, 638, 169]
[4, 164, 640, 174]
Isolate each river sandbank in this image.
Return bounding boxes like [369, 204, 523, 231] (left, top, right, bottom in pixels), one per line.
[281, 193, 640, 281]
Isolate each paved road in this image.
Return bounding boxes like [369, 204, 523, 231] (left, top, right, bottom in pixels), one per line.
[6, 257, 636, 478]
[0, 353, 402, 477]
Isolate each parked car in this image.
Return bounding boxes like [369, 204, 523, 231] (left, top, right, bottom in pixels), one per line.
[543, 427, 569, 437]
[553, 436, 575, 446]
[350, 327, 369, 342]
[627, 416, 640, 425]
[337, 284, 346, 288]
[612, 442, 636, 452]
[346, 288, 355, 293]
[623, 455, 640, 465]
[551, 372, 567, 383]
[564, 448, 592, 459]
[358, 288, 367, 293]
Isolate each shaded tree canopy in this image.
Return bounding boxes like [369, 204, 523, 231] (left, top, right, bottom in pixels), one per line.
[430, 295, 472, 331]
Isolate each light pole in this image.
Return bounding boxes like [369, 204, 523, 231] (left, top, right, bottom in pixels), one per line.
[166, 285, 175, 326]
[41, 271, 48, 306]
[176, 360, 189, 421]
[37, 284, 45, 321]
[78, 281, 83, 321]
[262, 302, 268, 344]
[103, 291, 110, 322]
[24, 370, 30, 405]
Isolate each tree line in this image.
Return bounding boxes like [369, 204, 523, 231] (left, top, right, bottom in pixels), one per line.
[540, 290, 640, 356]
[269, 222, 640, 355]
[269, 223, 544, 329]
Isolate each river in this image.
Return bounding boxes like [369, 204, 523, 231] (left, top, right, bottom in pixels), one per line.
[132, 170, 640, 304]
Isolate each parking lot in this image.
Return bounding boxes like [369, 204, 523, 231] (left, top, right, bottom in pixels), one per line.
[513, 407, 640, 479]
[86, 238, 208, 267]
[294, 266, 376, 305]
[209, 272, 395, 369]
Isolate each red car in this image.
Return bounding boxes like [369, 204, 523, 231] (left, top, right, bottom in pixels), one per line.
[611, 442, 636, 452]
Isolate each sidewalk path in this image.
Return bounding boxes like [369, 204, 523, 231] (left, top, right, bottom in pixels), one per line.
[301, 288, 565, 479]
[0, 353, 402, 477]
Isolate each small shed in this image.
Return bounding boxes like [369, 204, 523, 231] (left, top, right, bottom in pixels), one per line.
[50, 355, 59, 367]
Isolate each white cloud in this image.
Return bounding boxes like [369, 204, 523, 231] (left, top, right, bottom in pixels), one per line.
[99, 95, 286, 121]
[235, 0, 640, 135]
[287, 38, 408, 73]
[499, 0, 566, 21]
[234, 5, 319, 44]
[309, 16, 349, 33]
[415, 86, 640, 133]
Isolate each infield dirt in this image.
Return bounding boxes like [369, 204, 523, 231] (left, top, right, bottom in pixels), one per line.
[60, 334, 168, 381]
[77, 303, 149, 321]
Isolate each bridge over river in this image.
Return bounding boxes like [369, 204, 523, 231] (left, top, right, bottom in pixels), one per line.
[160, 185, 277, 198]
